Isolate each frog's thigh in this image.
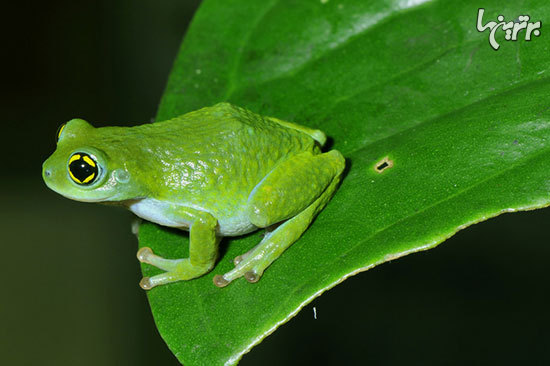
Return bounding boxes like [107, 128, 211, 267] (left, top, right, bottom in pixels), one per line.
[247, 150, 344, 228]
[214, 150, 344, 287]
[138, 207, 220, 289]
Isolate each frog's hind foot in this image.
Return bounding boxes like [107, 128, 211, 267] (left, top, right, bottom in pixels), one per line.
[233, 254, 245, 266]
[212, 274, 230, 287]
[212, 265, 264, 288]
[213, 150, 345, 288]
[212, 271, 259, 287]
[211, 236, 275, 287]
[213, 250, 260, 286]
[213, 232, 275, 287]
[244, 271, 259, 283]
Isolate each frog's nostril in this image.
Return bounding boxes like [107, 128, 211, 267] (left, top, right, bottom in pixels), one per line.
[44, 169, 51, 178]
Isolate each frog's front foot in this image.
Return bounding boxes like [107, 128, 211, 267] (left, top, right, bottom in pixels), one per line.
[137, 247, 212, 290]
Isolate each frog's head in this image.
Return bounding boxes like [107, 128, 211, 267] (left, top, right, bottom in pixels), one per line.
[42, 119, 142, 203]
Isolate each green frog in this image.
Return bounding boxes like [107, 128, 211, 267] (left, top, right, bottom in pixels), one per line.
[42, 103, 345, 289]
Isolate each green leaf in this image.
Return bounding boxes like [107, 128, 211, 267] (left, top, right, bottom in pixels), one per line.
[140, 0, 550, 364]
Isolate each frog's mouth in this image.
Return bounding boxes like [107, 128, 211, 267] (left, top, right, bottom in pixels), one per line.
[45, 182, 116, 203]
[59, 191, 117, 203]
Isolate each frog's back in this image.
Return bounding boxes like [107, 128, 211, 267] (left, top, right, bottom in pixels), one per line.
[154, 103, 324, 151]
[127, 103, 324, 221]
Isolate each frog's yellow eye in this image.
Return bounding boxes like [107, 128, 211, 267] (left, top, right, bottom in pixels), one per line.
[56, 123, 66, 142]
[68, 153, 99, 185]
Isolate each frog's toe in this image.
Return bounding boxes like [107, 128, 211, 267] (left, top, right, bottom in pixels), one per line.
[233, 245, 258, 265]
[244, 271, 259, 283]
[213, 274, 230, 288]
[131, 218, 142, 236]
[216, 259, 266, 286]
[137, 247, 154, 263]
[139, 277, 154, 290]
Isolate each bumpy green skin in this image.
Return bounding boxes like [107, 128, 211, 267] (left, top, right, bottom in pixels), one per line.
[42, 103, 345, 289]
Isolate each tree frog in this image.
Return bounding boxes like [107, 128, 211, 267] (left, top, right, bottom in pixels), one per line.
[42, 103, 345, 289]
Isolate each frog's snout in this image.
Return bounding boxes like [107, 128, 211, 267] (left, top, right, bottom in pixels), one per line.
[42, 160, 55, 186]
[42, 159, 62, 193]
[42, 161, 51, 179]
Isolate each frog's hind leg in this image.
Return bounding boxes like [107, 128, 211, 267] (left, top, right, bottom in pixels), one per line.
[268, 116, 327, 146]
[213, 150, 345, 287]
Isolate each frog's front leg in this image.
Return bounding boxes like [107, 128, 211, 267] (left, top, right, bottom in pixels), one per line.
[213, 150, 345, 287]
[137, 207, 220, 290]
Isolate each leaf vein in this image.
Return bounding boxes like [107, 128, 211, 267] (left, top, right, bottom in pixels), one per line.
[223, 0, 279, 100]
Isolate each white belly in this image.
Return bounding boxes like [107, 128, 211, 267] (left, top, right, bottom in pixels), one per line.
[128, 198, 257, 236]
[217, 214, 257, 236]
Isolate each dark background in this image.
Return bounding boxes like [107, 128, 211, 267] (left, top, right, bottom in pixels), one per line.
[2, 1, 550, 365]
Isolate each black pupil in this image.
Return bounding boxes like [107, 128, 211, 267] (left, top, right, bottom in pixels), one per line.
[69, 155, 98, 184]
